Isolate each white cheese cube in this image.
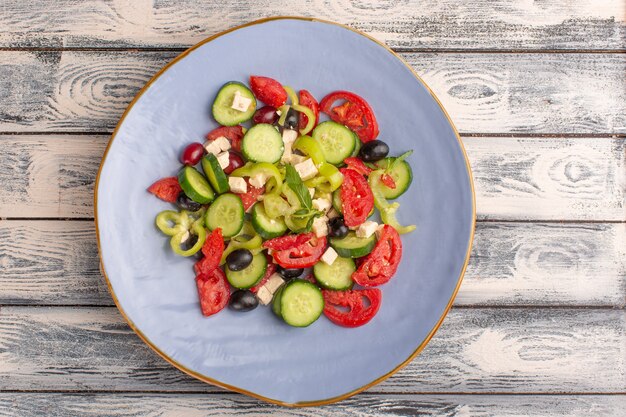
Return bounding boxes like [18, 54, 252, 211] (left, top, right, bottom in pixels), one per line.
[265, 273, 285, 294]
[213, 136, 231, 152]
[321, 247, 338, 266]
[216, 151, 230, 170]
[308, 187, 315, 198]
[312, 216, 329, 238]
[256, 286, 273, 305]
[203, 140, 222, 155]
[375, 223, 386, 239]
[287, 154, 307, 165]
[231, 90, 252, 112]
[228, 177, 247, 194]
[249, 172, 268, 188]
[294, 158, 318, 181]
[312, 197, 332, 213]
[327, 208, 340, 220]
[282, 129, 298, 146]
[356, 220, 379, 239]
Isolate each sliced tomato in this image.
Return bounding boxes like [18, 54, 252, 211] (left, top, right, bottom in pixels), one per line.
[238, 181, 265, 211]
[319, 91, 379, 142]
[196, 268, 230, 317]
[194, 228, 224, 276]
[339, 168, 374, 227]
[250, 258, 276, 293]
[322, 288, 382, 327]
[206, 125, 245, 152]
[344, 157, 372, 176]
[147, 177, 181, 203]
[263, 232, 314, 251]
[380, 173, 396, 189]
[273, 235, 327, 269]
[352, 225, 402, 287]
[298, 89, 319, 131]
[249, 76, 287, 108]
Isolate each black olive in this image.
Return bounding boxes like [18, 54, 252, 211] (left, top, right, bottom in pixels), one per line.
[358, 140, 389, 162]
[276, 265, 304, 280]
[226, 249, 253, 271]
[229, 290, 259, 312]
[177, 192, 202, 211]
[284, 107, 299, 130]
[328, 217, 349, 238]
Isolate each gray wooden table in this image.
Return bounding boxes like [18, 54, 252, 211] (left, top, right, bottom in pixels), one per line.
[0, 1, 624, 415]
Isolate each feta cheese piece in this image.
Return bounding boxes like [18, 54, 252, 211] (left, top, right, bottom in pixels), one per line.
[312, 197, 332, 213]
[216, 151, 230, 170]
[256, 286, 273, 305]
[327, 207, 340, 220]
[294, 158, 318, 181]
[249, 172, 268, 188]
[282, 129, 298, 146]
[231, 90, 252, 112]
[375, 223, 386, 239]
[312, 216, 329, 238]
[265, 273, 285, 294]
[203, 140, 222, 155]
[308, 187, 315, 198]
[213, 136, 231, 152]
[228, 176, 247, 194]
[356, 220, 379, 239]
[287, 154, 307, 165]
[321, 247, 338, 266]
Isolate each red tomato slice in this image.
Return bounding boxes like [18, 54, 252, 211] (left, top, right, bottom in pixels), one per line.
[380, 173, 397, 189]
[250, 258, 276, 293]
[344, 157, 372, 176]
[194, 228, 224, 276]
[298, 89, 319, 131]
[206, 125, 245, 152]
[352, 225, 402, 287]
[237, 181, 265, 211]
[319, 91, 379, 142]
[273, 236, 327, 269]
[147, 177, 181, 203]
[339, 168, 374, 227]
[249, 76, 287, 108]
[263, 232, 314, 251]
[322, 288, 382, 327]
[196, 268, 230, 317]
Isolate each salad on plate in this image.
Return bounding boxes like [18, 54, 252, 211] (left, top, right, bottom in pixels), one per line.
[148, 75, 415, 328]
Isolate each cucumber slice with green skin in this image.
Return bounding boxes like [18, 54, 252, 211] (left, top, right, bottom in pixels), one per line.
[178, 166, 215, 204]
[350, 134, 362, 158]
[226, 252, 267, 289]
[371, 157, 413, 199]
[313, 256, 355, 290]
[205, 193, 244, 238]
[201, 154, 229, 194]
[279, 280, 324, 327]
[332, 189, 375, 218]
[242, 124, 284, 163]
[312, 121, 356, 165]
[272, 285, 285, 317]
[212, 82, 256, 126]
[251, 203, 288, 239]
[330, 231, 377, 258]
[262, 193, 291, 219]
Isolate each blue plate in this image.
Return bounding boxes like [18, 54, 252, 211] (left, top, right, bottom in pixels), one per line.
[95, 17, 474, 407]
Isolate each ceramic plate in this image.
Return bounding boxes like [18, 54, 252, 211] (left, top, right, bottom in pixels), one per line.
[95, 17, 474, 407]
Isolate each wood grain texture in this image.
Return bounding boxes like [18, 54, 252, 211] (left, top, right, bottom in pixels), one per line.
[0, 307, 623, 393]
[0, 393, 624, 417]
[0, 0, 624, 50]
[1, 135, 624, 220]
[0, 52, 624, 134]
[1, 221, 624, 307]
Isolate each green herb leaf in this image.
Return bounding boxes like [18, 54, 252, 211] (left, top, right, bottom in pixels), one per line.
[285, 164, 313, 209]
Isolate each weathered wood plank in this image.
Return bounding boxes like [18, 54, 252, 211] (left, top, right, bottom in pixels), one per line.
[0, 0, 624, 50]
[1, 135, 623, 220]
[0, 307, 623, 393]
[0, 393, 624, 416]
[1, 221, 624, 307]
[0, 52, 624, 134]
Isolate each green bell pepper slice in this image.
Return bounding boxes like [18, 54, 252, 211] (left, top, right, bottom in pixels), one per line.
[155, 209, 207, 256]
[369, 171, 416, 234]
[231, 162, 283, 194]
[220, 222, 263, 264]
[283, 85, 315, 135]
[293, 135, 343, 192]
[293, 135, 325, 166]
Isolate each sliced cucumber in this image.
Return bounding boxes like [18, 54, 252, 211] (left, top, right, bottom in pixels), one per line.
[205, 193, 244, 237]
[330, 231, 377, 258]
[262, 193, 292, 219]
[313, 256, 355, 290]
[351, 136, 362, 158]
[242, 124, 284, 163]
[201, 154, 229, 194]
[332, 189, 375, 218]
[212, 82, 256, 126]
[226, 252, 267, 289]
[178, 166, 214, 204]
[279, 280, 324, 327]
[372, 157, 413, 199]
[312, 121, 356, 165]
[251, 203, 288, 239]
[272, 285, 285, 317]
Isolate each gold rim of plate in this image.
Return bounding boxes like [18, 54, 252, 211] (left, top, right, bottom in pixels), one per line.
[93, 16, 476, 408]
